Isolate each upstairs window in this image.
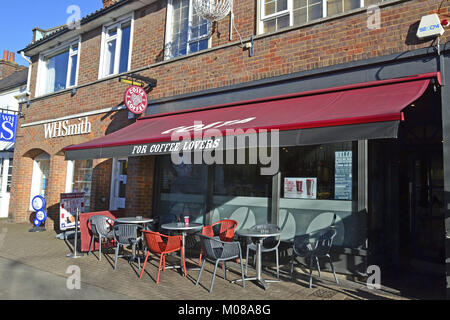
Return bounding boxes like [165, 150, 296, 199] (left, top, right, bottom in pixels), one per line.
[39, 41, 79, 95]
[259, 0, 384, 34]
[165, 0, 210, 59]
[100, 17, 133, 78]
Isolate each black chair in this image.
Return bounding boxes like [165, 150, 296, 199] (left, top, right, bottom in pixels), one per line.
[196, 234, 246, 293]
[112, 223, 143, 271]
[245, 224, 281, 279]
[290, 227, 339, 288]
[88, 215, 115, 261]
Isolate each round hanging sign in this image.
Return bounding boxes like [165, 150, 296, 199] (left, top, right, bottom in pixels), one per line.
[124, 85, 148, 115]
[34, 219, 41, 227]
[32, 195, 46, 212]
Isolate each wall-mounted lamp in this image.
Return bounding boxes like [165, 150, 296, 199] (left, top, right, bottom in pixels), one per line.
[71, 88, 77, 96]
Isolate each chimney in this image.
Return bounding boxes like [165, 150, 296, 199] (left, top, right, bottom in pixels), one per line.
[102, 0, 119, 8]
[0, 49, 20, 81]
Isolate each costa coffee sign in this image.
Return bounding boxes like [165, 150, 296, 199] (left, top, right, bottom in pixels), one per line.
[124, 86, 148, 115]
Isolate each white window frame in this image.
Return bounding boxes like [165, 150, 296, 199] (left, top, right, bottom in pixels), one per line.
[29, 153, 50, 211]
[258, 0, 380, 34]
[98, 13, 134, 79]
[164, 0, 212, 60]
[35, 37, 81, 97]
[109, 157, 128, 210]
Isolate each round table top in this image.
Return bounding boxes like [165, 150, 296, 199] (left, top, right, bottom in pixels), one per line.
[115, 217, 154, 224]
[237, 228, 281, 238]
[161, 222, 203, 231]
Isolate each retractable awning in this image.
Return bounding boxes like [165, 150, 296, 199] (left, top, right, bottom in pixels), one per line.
[65, 73, 437, 160]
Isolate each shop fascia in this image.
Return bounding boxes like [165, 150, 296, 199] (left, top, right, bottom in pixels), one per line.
[44, 117, 91, 139]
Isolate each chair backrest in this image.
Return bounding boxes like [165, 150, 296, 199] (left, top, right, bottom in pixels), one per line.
[204, 219, 238, 242]
[314, 227, 337, 257]
[89, 215, 112, 237]
[113, 223, 140, 245]
[198, 234, 240, 261]
[142, 230, 182, 254]
[250, 224, 281, 248]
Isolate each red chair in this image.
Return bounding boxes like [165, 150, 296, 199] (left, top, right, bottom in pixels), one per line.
[139, 230, 186, 284]
[199, 219, 238, 266]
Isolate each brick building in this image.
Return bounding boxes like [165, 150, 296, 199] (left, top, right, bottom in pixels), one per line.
[10, 0, 450, 297]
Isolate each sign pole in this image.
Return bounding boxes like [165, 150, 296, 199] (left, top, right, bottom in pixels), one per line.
[67, 208, 84, 259]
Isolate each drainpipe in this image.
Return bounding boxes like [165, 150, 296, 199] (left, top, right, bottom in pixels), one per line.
[20, 51, 32, 95]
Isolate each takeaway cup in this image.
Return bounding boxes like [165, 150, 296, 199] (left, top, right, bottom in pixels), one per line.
[184, 216, 190, 226]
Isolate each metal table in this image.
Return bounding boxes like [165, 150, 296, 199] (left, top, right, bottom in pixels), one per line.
[234, 228, 281, 290]
[114, 217, 154, 265]
[161, 222, 203, 273]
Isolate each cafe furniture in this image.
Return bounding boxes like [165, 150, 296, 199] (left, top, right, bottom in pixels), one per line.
[196, 234, 245, 293]
[87, 215, 115, 261]
[161, 222, 203, 273]
[233, 226, 281, 290]
[290, 227, 339, 288]
[112, 223, 143, 271]
[139, 230, 186, 284]
[198, 219, 238, 266]
[246, 224, 281, 279]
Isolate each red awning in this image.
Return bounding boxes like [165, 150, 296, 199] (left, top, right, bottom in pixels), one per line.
[65, 73, 435, 160]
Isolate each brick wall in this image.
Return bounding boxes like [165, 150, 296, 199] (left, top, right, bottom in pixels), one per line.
[10, 0, 450, 225]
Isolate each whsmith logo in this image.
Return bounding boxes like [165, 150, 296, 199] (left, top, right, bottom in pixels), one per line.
[44, 117, 91, 139]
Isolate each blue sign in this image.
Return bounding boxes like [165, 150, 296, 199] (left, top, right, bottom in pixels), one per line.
[0, 113, 18, 143]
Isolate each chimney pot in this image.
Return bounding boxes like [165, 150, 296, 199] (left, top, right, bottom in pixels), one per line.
[2, 50, 8, 61]
[9, 52, 15, 62]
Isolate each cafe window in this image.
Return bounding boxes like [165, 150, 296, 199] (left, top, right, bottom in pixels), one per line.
[38, 40, 80, 96]
[259, 0, 385, 34]
[165, 0, 210, 59]
[99, 16, 133, 78]
[66, 160, 93, 212]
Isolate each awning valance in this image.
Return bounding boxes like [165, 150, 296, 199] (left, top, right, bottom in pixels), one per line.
[65, 73, 436, 160]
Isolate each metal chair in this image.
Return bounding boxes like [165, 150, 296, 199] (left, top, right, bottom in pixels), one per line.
[139, 230, 186, 284]
[88, 215, 115, 261]
[196, 234, 245, 293]
[198, 219, 238, 265]
[112, 223, 143, 271]
[246, 224, 281, 279]
[290, 227, 339, 288]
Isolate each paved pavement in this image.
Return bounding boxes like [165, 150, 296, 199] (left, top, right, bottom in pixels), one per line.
[0, 221, 409, 301]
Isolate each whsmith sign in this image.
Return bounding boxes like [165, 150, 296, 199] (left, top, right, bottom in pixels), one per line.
[0, 113, 18, 143]
[44, 117, 92, 139]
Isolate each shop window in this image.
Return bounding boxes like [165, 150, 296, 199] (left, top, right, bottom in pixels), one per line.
[99, 16, 132, 78]
[259, 0, 385, 34]
[38, 41, 79, 95]
[30, 154, 50, 209]
[157, 155, 208, 224]
[165, 0, 210, 60]
[66, 160, 93, 212]
[279, 142, 364, 248]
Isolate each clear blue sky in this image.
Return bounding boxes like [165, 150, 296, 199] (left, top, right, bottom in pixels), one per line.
[0, 1, 104, 67]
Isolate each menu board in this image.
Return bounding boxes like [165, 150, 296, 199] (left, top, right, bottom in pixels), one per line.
[60, 193, 85, 231]
[284, 177, 317, 199]
[335, 151, 352, 200]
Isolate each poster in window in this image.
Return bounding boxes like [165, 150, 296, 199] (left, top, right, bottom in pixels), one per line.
[335, 151, 352, 200]
[284, 177, 317, 199]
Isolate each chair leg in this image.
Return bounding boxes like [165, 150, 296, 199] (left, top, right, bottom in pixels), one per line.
[114, 245, 120, 270]
[309, 256, 314, 288]
[210, 260, 220, 293]
[290, 254, 295, 280]
[245, 247, 250, 275]
[181, 247, 187, 278]
[139, 252, 150, 279]
[224, 261, 227, 280]
[88, 236, 94, 256]
[275, 248, 280, 279]
[196, 259, 206, 286]
[328, 254, 339, 284]
[316, 256, 321, 278]
[157, 254, 164, 284]
[198, 249, 203, 266]
[239, 251, 245, 288]
[98, 235, 102, 261]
